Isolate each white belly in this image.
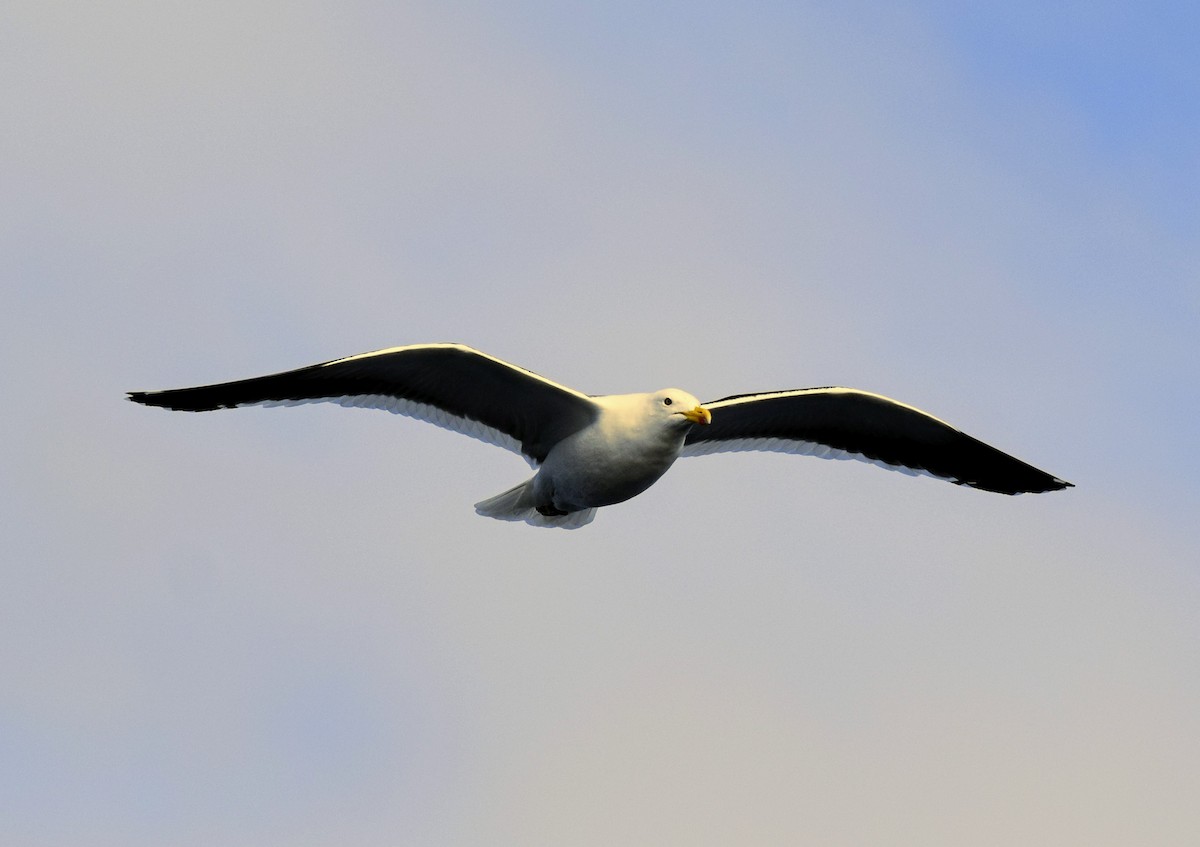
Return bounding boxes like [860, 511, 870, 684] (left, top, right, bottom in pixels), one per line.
[535, 424, 684, 512]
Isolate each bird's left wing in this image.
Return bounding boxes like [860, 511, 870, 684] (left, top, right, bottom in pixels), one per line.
[128, 343, 599, 465]
[682, 388, 1072, 494]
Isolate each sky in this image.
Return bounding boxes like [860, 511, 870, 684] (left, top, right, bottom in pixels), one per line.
[3, 1, 1199, 844]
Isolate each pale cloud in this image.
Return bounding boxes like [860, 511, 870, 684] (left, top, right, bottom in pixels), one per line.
[2, 1, 1198, 845]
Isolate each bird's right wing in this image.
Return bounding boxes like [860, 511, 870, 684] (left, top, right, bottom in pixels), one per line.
[128, 343, 600, 466]
[683, 387, 1071, 494]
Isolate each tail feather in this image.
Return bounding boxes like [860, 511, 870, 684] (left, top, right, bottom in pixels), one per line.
[474, 479, 596, 529]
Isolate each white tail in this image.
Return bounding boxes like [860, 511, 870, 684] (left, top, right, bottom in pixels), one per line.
[474, 479, 597, 529]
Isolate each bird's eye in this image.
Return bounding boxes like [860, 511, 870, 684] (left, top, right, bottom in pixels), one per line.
[663, 397, 673, 406]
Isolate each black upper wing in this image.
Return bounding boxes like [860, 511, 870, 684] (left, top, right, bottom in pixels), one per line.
[683, 388, 1071, 494]
[128, 343, 599, 465]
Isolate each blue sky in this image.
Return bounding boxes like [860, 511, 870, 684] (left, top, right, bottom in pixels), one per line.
[3, 2, 1198, 844]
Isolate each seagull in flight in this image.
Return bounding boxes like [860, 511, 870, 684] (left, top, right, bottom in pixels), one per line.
[128, 343, 1072, 528]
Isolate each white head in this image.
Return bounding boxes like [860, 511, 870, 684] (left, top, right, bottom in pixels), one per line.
[648, 388, 711, 427]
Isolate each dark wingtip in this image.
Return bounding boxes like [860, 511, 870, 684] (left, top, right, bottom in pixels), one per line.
[127, 389, 191, 410]
[964, 469, 1074, 495]
[1016, 475, 1073, 495]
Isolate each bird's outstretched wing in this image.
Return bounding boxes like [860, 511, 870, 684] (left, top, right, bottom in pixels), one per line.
[128, 343, 599, 465]
[682, 388, 1071, 494]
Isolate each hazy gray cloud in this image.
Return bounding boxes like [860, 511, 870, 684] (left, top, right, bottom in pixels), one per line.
[3, 1, 1198, 844]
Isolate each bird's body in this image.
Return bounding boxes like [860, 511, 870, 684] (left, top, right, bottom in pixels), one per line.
[128, 343, 1071, 528]
[518, 390, 705, 523]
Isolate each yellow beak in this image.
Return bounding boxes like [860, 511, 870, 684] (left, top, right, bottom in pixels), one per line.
[681, 405, 712, 425]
